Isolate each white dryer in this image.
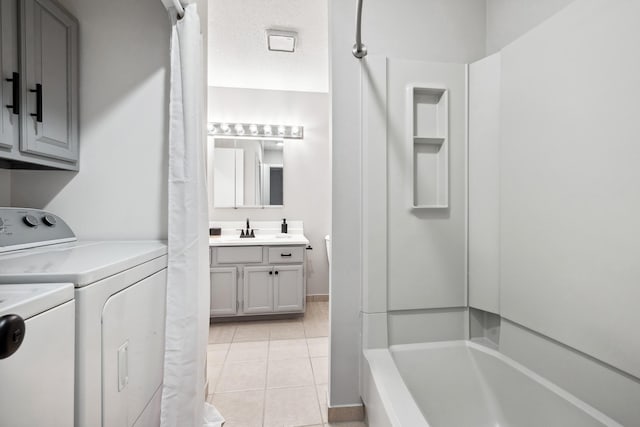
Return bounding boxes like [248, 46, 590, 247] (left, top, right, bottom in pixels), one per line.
[0, 283, 75, 427]
[0, 207, 168, 427]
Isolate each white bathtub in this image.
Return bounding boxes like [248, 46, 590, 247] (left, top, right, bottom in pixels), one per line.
[362, 341, 621, 427]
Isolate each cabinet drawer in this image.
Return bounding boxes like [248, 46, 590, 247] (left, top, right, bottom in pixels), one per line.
[214, 247, 263, 264]
[268, 247, 304, 264]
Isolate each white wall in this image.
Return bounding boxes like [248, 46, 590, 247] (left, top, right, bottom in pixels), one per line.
[0, 170, 9, 206]
[208, 86, 331, 296]
[330, 0, 486, 408]
[10, 0, 172, 240]
[486, 0, 575, 54]
[499, 0, 640, 379]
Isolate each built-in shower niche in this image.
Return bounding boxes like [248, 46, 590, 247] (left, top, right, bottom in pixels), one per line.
[409, 86, 449, 208]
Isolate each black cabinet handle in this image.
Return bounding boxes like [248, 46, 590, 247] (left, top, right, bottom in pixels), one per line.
[269, 271, 273, 275]
[5, 72, 19, 115]
[275, 271, 279, 275]
[29, 84, 42, 123]
[281, 253, 292, 257]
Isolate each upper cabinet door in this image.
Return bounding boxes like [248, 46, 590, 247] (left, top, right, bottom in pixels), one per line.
[0, 0, 19, 150]
[20, 0, 78, 163]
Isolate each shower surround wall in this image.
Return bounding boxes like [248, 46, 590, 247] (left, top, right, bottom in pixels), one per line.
[330, 0, 487, 412]
[469, 1, 640, 424]
[334, 0, 640, 423]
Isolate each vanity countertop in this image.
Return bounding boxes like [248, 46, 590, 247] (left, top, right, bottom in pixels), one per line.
[209, 234, 309, 247]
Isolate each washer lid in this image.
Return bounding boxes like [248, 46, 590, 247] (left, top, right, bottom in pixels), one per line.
[0, 283, 74, 319]
[0, 241, 167, 287]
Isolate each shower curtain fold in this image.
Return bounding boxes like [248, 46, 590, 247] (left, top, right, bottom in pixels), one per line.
[161, 4, 220, 427]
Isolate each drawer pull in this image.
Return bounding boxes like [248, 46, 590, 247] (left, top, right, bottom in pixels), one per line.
[281, 253, 292, 257]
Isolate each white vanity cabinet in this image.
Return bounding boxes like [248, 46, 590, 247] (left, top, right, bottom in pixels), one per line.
[274, 265, 304, 312]
[0, 0, 79, 170]
[243, 266, 275, 314]
[209, 267, 238, 316]
[210, 245, 306, 318]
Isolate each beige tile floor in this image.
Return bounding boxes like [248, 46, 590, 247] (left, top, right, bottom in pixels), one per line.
[207, 302, 365, 427]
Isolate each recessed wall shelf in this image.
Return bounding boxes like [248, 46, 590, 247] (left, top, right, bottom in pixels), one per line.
[408, 85, 449, 209]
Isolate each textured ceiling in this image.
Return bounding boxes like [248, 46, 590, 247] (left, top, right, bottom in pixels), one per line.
[208, 0, 328, 93]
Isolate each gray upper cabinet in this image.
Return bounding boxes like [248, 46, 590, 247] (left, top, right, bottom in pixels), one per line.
[0, 0, 78, 170]
[21, 0, 78, 163]
[0, 0, 19, 151]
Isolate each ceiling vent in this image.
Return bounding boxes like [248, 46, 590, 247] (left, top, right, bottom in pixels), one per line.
[266, 29, 297, 53]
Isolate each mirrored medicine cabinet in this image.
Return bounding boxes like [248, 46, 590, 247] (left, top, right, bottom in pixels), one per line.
[208, 137, 284, 208]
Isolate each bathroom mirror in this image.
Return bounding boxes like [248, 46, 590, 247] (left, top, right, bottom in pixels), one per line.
[209, 138, 284, 208]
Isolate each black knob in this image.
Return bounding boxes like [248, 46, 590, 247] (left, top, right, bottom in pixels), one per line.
[42, 214, 57, 227]
[0, 314, 26, 359]
[275, 271, 279, 275]
[23, 214, 38, 227]
[269, 271, 273, 275]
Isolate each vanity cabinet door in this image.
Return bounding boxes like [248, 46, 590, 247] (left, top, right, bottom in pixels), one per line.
[274, 265, 304, 312]
[20, 0, 78, 164]
[0, 0, 19, 151]
[210, 267, 238, 316]
[243, 266, 274, 314]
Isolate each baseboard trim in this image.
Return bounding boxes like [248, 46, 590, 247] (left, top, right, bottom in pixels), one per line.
[328, 404, 365, 423]
[306, 294, 329, 302]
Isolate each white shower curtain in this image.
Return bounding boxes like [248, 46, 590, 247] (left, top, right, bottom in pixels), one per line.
[162, 4, 219, 427]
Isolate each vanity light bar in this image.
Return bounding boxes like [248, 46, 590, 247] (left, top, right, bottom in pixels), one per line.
[207, 122, 304, 139]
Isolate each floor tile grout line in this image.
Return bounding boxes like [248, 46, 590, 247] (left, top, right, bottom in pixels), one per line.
[262, 336, 272, 427]
[308, 343, 326, 424]
[209, 339, 232, 395]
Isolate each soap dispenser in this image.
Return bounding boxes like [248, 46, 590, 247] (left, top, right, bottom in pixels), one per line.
[281, 218, 288, 234]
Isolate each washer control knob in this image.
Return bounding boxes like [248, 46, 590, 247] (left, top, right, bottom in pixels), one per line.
[23, 215, 38, 228]
[42, 215, 57, 227]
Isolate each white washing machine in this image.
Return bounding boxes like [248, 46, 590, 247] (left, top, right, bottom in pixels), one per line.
[0, 282, 75, 427]
[0, 207, 168, 427]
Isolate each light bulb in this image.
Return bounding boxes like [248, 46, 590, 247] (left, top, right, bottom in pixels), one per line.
[278, 125, 286, 136]
[221, 123, 230, 134]
[249, 124, 258, 135]
[207, 122, 214, 133]
[264, 125, 272, 136]
[291, 126, 299, 137]
[234, 124, 245, 135]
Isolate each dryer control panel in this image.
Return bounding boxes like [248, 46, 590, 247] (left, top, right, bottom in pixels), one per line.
[0, 208, 76, 253]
